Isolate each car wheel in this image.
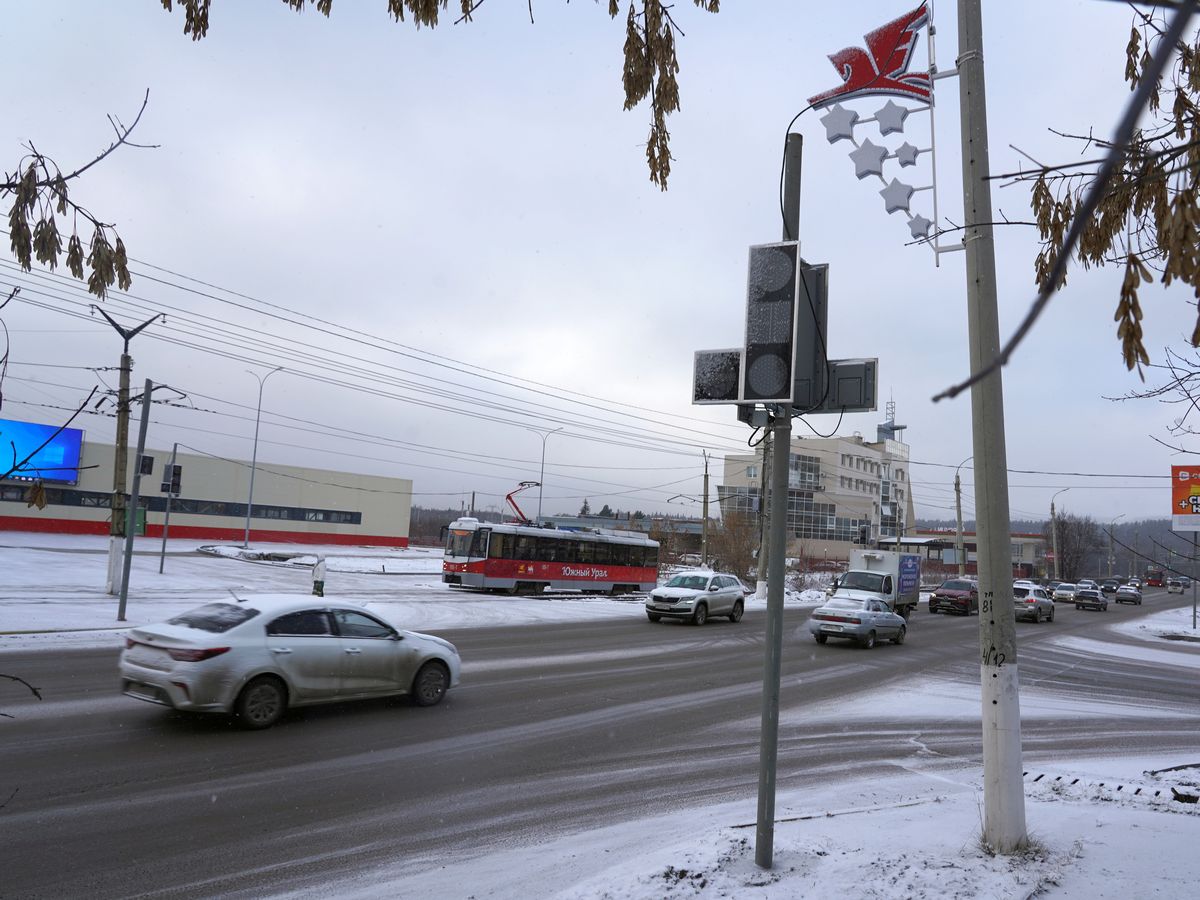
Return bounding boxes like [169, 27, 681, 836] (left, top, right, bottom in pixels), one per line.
[235, 676, 287, 730]
[1048, 606, 1055, 623]
[1075, 604, 1082, 610]
[647, 613, 661, 623]
[411, 661, 450, 707]
[692, 603, 708, 626]
[1036, 608, 1044, 623]
[861, 630, 876, 650]
[729, 600, 744, 623]
[928, 605, 938, 614]
[814, 633, 828, 644]
[893, 625, 906, 645]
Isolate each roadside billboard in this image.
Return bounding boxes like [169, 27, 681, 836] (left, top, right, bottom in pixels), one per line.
[1171, 465, 1200, 531]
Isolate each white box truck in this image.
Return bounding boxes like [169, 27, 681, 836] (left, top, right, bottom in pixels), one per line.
[830, 549, 923, 618]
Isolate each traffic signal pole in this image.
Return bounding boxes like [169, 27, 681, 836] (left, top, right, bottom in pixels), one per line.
[755, 132, 802, 869]
[957, 0, 1026, 851]
[158, 442, 179, 574]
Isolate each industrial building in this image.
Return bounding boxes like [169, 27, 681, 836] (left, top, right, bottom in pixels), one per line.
[0, 429, 413, 546]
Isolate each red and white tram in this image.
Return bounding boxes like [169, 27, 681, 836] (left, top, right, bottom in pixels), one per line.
[442, 517, 659, 594]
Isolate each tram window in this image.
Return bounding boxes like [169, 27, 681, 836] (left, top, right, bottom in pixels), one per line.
[515, 536, 534, 560]
[593, 542, 612, 565]
[577, 541, 594, 564]
[488, 533, 507, 558]
[470, 529, 489, 558]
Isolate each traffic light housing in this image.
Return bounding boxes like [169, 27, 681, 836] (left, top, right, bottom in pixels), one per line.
[692, 349, 742, 404]
[741, 241, 800, 404]
[161, 464, 182, 495]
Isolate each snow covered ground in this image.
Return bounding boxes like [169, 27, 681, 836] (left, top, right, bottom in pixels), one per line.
[3, 532, 1199, 898]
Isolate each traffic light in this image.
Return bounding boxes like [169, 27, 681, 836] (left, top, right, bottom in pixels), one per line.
[139, 454, 155, 475]
[692, 349, 742, 404]
[792, 262, 829, 410]
[741, 241, 800, 404]
[161, 464, 182, 495]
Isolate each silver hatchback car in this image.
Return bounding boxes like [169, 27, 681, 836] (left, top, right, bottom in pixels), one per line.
[646, 571, 746, 625]
[119, 596, 462, 729]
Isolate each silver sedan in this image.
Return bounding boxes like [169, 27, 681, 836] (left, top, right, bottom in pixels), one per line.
[119, 596, 462, 729]
[809, 597, 906, 648]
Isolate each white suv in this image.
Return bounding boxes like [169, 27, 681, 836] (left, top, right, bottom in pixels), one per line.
[646, 571, 746, 625]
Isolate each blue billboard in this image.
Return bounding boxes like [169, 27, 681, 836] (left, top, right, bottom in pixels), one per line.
[0, 418, 85, 485]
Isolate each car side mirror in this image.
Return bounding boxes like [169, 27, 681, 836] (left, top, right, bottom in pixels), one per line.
[390, 632, 403, 641]
[708, 584, 719, 592]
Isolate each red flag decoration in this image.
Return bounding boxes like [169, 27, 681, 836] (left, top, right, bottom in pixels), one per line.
[809, 4, 932, 108]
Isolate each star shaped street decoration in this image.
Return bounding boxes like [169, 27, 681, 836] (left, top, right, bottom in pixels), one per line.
[875, 100, 910, 135]
[820, 104, 860, 143]
[849, 138, 888, 179]
[907, 213, 933, 239]
[895, 142, 921, 167]
[879, 178, 915, 215]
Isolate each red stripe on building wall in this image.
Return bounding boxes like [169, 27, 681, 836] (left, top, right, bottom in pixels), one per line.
[0, 515, 407, 547]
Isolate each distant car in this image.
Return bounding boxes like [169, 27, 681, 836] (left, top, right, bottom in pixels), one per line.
[1100, 579, 1121, 595]
[119, 597, 462, 729]
[1046, 580, 1063, 595]
[1075, 588, 1109, 611]
[1053, 583, 1078, 602]
[646, 570, 745, 625]
[1127, 578, 1142, 589]
[1077, 579, 1101, 592]
[1115, 585, 1143, 605]
[809, 596, 906, 649]
[1014, 585, 1055, 623]
[929, 578, 979, 615]
[1167, 577, 1185, 594]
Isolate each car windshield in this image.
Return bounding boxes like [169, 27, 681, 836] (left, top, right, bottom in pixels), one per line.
[941, 580, 973, 591]
[839, 571, 885, 592]
[1057, 584, 1076, 591]
[167, 603, 259, 633]
[824, 597, 868, 611]
[666, 574, 710, 590]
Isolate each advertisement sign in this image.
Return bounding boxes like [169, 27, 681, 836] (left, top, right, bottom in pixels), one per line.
[898, 554, 920, 594]
[1172, 465, 1200, 531]
[0, 418, 85, 485]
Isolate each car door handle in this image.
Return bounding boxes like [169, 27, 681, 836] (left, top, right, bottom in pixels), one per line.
[272, 648, 293, 655]
[344, 648, 362, 655]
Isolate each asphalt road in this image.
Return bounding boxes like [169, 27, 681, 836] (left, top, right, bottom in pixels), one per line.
[1, 590, 1196, 898]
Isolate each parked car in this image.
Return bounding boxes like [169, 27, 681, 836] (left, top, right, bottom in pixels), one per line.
[1075, 588, 1109, 611]
[1014, 585, 1055, 623]
[1167, 577, 1185, 594]
[119, 596, 462, 729]
[809, 596, 906, 648]
[1053, 583, 1078, 602]
[646, 570, 745, 625]
[1115, 585, 1143, 605]
[1100, 579, 1121, 595]
[928, 578, 979, 615]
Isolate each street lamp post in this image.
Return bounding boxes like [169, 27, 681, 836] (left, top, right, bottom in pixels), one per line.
[1050, 488, 1070, 581]
[244, 366, 284, 548]
[1108, 513, 1126, 578]
[525, 426, 563, 525]
[955, 456, 972, 577]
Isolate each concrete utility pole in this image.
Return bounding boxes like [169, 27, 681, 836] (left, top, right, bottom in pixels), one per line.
[93, 308, 163, 594]
[118, 379, 154, 622]
[957, 0, 1026, 852]
[1051, 488, 1069, 581]
[701, 451, 711, 566]
[955, 456, 971, 577]
[755, 131, 801, 870]
[1108, 514, 1126, 577]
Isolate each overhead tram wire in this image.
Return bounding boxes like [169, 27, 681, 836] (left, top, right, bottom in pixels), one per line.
[5, 273, 751, 459]
[0, 253, 750, 444]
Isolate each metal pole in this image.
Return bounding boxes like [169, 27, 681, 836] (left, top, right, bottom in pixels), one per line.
[756, 130, 802, 870]
[957, 0, 1026, 852]
[158, 442, 178, 574]
[1193, 533, 1197, 631]
[755, 431, 771, 597]
[755, 409, 790, 868]
[702, 451, 710, 566]
[118, 379, 153, 622]
[955, 472, 965, 577]
[244, 366, 283, 548]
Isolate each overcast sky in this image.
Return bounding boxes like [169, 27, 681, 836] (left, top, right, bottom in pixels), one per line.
[0, 0, 1191, 527]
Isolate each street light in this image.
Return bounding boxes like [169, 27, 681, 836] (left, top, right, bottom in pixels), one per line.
[955, 456, 972, 577]
[524, 426, 563, 525]
[1108, 513, 1126, 578]
[1050, 488, 1070, 581]
[244, 366, 284, 548]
